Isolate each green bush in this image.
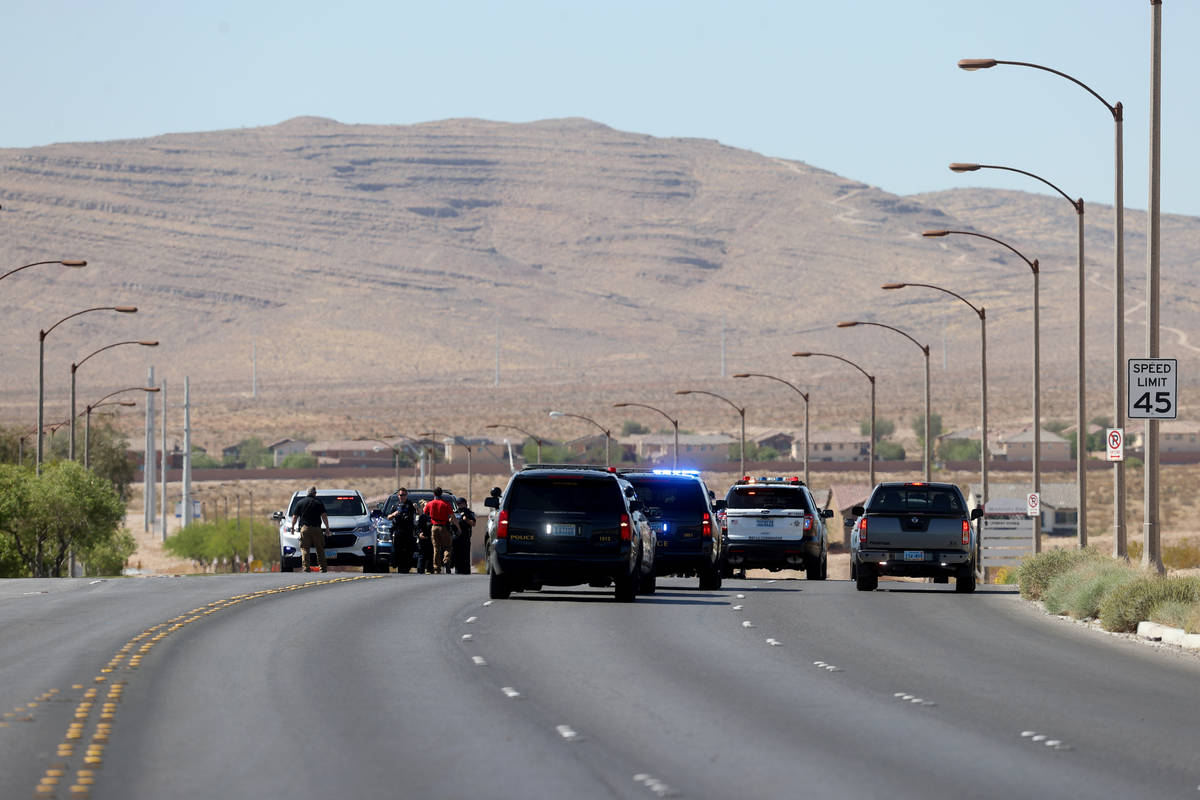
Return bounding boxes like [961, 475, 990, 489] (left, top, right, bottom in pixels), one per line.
[1042, 559, 1140, 620]
[280, 452, 318, 469]
[1098, 575, 1200, 633]
[164, 519, 278, 572]
[1016, 547, 1105, 601]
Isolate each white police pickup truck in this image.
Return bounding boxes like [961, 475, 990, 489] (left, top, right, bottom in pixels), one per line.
[719, 476, 831, 580]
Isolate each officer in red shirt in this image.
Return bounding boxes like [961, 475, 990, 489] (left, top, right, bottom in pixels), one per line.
[424, 487, 454, 574]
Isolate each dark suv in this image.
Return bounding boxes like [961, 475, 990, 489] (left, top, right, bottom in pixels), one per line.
[620, 469, 722, 590]
[483, 465, 656, 602]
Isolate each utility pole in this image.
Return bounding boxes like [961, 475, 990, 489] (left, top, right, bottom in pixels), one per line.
[182, 376, 191, 529]
[160, 378, 168, 543]
[144, 366, 155, 532]
[252, 339, 258, 398]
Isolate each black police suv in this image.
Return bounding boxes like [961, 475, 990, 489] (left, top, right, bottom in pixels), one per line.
[483, 465, 655, 602]
[620, 469, 722, 590]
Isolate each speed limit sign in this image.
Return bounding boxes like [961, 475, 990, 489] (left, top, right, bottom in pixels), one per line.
[1106, 428, 1124, 462]
[1128, 358, 1178, 419]
[1026, 493, 1040, 518]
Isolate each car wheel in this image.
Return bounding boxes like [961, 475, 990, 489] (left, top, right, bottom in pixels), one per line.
[955, 566, 977, 594]
[855, 564, 878, 592]
[820, 553, 828, 580]
[849, 560, 857, 580]
[698, 562, 719, 590]
[489, 570, 512, 600]
[614, 573, 637, 602]
[639, 572, 657, 595]
[933, 576, 949, 584]
[281, 558, 294, 573]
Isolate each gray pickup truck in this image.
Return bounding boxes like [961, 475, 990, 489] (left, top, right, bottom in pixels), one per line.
[850, 481, 982, 593]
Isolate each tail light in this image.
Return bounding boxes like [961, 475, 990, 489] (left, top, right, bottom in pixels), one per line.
[701, 512, 712, 539]
[961, 519, 970, 545]
[802, 515, 813, 531]
[619, 513, 632, 542]
[858, 517, 867, 543]
[497, 510, 509, 539]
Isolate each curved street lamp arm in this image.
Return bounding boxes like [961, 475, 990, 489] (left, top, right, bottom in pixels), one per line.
[549, 412, 611, 436]
[962, 58, 1119, 119]
[1, 259, 87, 283]
[951, 163, 1080, 212]
[790, 352, 874, 384]
[43, 305, 137, 338]
[838, 321, 929, 355]
[731, 373, 808, 402]
[883, 282, 984, 320]
[486, 423, 543, 444]
[88, 385, 159, 409]
[612, 402, 678, 426]
[924, 229, 1038, 273]
[674, 389, 744, 415]
[77, 400, 136, 417]
[73, 339, 159, 371]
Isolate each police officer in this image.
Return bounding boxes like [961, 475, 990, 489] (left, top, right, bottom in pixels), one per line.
[289, 486, 330, 573]
[414, 499, 435, 573]
[451, 496, 476, 574]
[387, 487, 417, 573]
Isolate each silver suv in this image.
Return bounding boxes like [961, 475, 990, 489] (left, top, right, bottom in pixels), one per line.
[274, 489, 375, 572]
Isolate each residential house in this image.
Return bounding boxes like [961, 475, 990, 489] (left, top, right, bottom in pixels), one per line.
[744, 426, 795, 458]
[807, 431, 870, 463]
[969, 482, 1078, 538]
[994, 428, 1071, 463]
[267, 437, 309, 466]
[622, 433, 737, 467]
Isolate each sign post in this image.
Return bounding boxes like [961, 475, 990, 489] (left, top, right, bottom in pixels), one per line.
[1106, 428, 1124, 462]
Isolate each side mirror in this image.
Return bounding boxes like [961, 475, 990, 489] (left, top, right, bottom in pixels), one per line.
[624, 486, 635, 498]
[970, 507, 983, 520]
[629, 500, 643, 512]
[490, 486, 502, 498]
[483, 496, 499, 509]
[370, 508, 382, 518]
[822, 509, 834, 519]
[271, 510, 284, 521]
[714, 499, 727, 511]
[852, 505, 865, 517]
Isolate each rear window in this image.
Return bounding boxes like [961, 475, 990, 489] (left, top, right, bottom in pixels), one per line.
[507, 476, 623, 514]
[625, 478, 707, 513]
[290, 495, 366, 517]
[868, 486, 964, 515]
[728, 486, 811, 512]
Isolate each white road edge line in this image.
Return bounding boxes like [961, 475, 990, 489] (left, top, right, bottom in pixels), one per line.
[501, 687, 521, 698]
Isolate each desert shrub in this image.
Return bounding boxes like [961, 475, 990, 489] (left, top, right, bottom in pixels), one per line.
[1098, 575, 1200, 633]
[992, 566, 1018, 585]
[1016, 547, 1105, 601]
[1149, 600, 1200, 634]
[1042, 559, 1140, 620]
[1121, 539, 1200, 571]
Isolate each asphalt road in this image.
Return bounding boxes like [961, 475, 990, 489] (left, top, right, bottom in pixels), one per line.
[2, 573, 1198, 800]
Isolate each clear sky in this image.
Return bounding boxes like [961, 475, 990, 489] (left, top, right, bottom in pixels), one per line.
[6, 1, 1198, 215]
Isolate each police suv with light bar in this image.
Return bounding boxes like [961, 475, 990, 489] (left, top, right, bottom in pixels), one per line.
[719, 476, 831, 579]
[619, 469, 723, 590]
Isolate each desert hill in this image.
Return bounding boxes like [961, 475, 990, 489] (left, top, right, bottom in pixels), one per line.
[2, 117, 1197, 450]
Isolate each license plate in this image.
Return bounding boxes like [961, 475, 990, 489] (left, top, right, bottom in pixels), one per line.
[548, 523, 577, 536]
[756, 518, 775, 528]
[903, 550, 925, 561]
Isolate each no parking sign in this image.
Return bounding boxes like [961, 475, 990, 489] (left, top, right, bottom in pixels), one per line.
[1106, 428, 1124, 462]
[1026, 493, 1040, 518]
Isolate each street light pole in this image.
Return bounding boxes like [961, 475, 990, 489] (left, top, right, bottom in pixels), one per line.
[959, 57, 1126, 557]
[83, 387, 159, 468]
[420, 431, 475, 506]
[675, 390, 747, 475]
[548, 411, 612, 467]
[1144, 0, 1164, 573]
[791, 353, 875, 487]
[612, 402, 679, 470]
[882, 283, 987, 509]
[37, 306, 138, 475]
[950, 162, 1086, 547]
[485, 423, 544, 465]
[0, 259, 86, 284]
[836, 322, 931, 481]
[732, 373, 810, 485]
[70, 340, 158, 461]
[924, 229, 1042, 552]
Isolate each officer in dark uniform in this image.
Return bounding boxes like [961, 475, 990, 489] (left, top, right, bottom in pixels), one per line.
[386, 488, 417, 573]
[414, 500, 434, 573]
[451, 497, 476, 574]
[289, 486, 330, 572]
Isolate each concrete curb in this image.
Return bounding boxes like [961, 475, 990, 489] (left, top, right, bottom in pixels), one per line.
[1136, 621, 1200, 650]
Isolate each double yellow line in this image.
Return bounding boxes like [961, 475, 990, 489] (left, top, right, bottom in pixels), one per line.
[18, 575, 380, 797]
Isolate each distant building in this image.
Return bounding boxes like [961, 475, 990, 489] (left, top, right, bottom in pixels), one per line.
[267, 437, 309, 466]
[621, 433, 737, 467]
[994, 428, 1070, 463]
[970, 482, 1078, 538]
[806, 431, 870, 463]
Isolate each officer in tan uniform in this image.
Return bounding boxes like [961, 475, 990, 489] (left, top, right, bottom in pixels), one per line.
[290, 487, 330, 572]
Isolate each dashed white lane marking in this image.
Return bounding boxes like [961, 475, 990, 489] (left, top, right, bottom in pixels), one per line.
[731, 604, 743, 611]
[501, 687, 521, 699]
[482, 600, 494, 606]
[766, 579, 777, 584]
[556, 725, 579, 741]
[1021, 730, 1072, 750]
[464, 616, 478, 624]
[735, 594, 746, 599]
[893, 691, 935, 707]
[89, 580, 103, 585]
[634, 773, 679, 797]
[765, 638, 782, 646]
[813, 661, 840, 672]
[461, 634, 474, 641]
[471, 656, 487, 666]
[741, 620, 755, 629]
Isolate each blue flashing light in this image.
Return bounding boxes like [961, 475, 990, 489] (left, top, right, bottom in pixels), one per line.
[651, 468, 702, 476]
